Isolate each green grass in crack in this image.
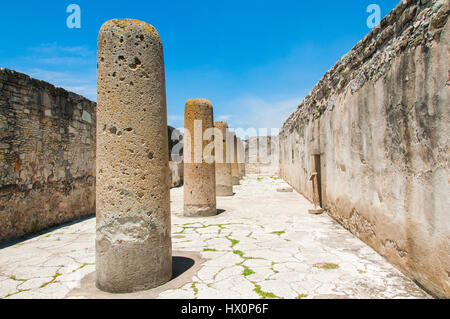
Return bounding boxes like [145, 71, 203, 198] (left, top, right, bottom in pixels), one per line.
[296, 294, 308, 299]
[236, 256, 264, 267]
[313, 263, 339, 270]
[270, 262, 279, 274]
[9, 276, 27, 282]
[175, 223, 241, 235]
[271, 231, 285, 236]
[40, 272, 61, 288]
[191, 281, 199, 295]
[1, 289, 30, 299]
[72, 263, 93, 273]
[254, 284, 283, 299]
[225, 236, 240, 248]
[203, 248, 217, 252]
[242, 266, 255, 277]
[233, 250, 244, 257]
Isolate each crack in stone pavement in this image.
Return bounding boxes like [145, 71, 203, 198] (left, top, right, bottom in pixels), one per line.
[0, 175, 431, 299]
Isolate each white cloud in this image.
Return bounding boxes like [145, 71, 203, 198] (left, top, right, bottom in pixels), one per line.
[4, 43, 97, 101]
[217, 114, 232, 121]
[168, 115, 182, 121]
[30, 43, 94, 58]
[19, 67, 97, 101]
[25, 44, 95, 66]
[167, 115, 184, 128]
[225, 95, 303, 136]
[63, 85, 97, 101]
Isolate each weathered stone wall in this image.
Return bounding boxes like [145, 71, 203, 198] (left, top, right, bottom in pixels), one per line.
[0, 68, 96, 243]
[279, 0, 449, 298]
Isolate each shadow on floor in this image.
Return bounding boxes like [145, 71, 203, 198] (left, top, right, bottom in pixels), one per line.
[0, 214, 95, 249]
[216, 209, 226, 215]
[172, 256, 195, 280]
[65, 251, 205, 299]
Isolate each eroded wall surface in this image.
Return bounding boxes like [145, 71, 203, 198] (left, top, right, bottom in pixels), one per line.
[279, 0, 449, 297]
[0, 69, 96, 242]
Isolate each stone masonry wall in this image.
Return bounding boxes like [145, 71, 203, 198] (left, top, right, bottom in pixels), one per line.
[279, 0, 449, 297]
[0, 68, 96, 243]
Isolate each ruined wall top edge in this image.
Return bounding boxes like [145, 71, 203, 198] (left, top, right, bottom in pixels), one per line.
[0, 68, 96, 106]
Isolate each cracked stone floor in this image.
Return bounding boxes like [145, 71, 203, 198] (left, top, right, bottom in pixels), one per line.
[0, 175, 430, 299]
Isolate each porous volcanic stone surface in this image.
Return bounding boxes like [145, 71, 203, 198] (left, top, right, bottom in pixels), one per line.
[183, 99, 216, 217]
[96, 19, 172, 293]
[237, 137, 245, 180]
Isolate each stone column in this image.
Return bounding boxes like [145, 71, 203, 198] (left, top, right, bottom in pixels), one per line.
[184, 99, 217, 216]
[96, 19, 172, 293]
[237, 137, 245, 180]
[242, 139, 247, 177]
[214, 121, 233, 196]
[231, 132, 240, 185]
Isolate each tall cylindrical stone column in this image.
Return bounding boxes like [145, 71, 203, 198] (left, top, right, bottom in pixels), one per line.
[184, 99, 217, 216]
[214, 121, 233, 196]
[242, 139, 247, 177]
[96, 19, 172, 293]
[231, 133, 240, 185]
[237, 137, 245, 180]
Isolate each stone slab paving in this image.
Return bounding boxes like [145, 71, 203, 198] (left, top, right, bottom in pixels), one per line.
[0, 175, 430, 299]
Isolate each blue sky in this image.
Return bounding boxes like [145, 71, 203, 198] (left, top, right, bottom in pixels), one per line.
[0, 0, 399, 134]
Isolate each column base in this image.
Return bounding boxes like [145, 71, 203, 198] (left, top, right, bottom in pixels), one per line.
[184, 204, 217, 217]
[216, 185, 233, 196]
[96, 241, 172, 293]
